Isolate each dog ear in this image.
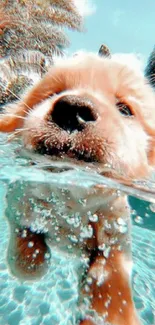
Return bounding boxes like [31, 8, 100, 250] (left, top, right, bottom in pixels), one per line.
[145, 46, 155, 88]
[145, 47, 155, 165]
[98, 44, 111, 58]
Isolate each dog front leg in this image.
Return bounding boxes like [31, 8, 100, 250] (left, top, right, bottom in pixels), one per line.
[80, 252, 141, 325]
[7, 226, 51, 280]
[80, 196, 141, 325]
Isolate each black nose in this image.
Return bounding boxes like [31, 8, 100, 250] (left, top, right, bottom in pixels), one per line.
[51, 95, 97, 133]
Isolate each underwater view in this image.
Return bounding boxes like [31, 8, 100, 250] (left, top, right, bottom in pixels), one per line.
[0, 1, 155, 325]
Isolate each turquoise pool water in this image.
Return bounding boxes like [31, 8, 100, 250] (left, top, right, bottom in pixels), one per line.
[0, 134, 154, 325]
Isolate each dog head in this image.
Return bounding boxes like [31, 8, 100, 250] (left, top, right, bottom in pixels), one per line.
[1, 51, 155, 179]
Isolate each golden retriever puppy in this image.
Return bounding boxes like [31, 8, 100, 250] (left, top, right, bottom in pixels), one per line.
[0, 51, 155, 325]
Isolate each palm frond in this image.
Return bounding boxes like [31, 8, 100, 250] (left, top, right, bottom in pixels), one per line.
[0, 50, 52, 108]
[0, 0, 83, 58]
[0, 0, 84, 109]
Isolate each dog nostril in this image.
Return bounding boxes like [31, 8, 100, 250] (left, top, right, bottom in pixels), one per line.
[51, 96, 97, 132]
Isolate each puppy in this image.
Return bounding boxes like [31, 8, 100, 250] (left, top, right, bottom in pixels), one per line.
[1, 50, 155, 325]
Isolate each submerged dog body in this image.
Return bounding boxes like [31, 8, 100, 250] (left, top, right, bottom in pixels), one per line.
[1, 51, 155, 325]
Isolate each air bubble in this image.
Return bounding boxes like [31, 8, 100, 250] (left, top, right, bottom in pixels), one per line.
[104, 219, 112, 232]
[86, 277, 93, 285]
[84, 285, 90, 292]
[104, 299, 111, 308]
[28, 241, 34, 248]
[117, 217, 126, 225]
[80, 225, 93, 239]
[98, 243, 106, 251]
[67, 245, 72, 250]
[122, 299, 127, 305]
[119, 225, 128, 234]
[44, 253, 50, 259]
[88, 213, 98, 222]
[103, 246, 111, 258]
[116, 218, 128, 234]
[78, 198, 87, 206]
[68, 234, 78, 243]
[21, 230, 27, 238]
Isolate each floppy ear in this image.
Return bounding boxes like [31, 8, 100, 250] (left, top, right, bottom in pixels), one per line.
[145, 46, 155, 88]
[145, 46, 155, 165]
[98, 44, 111, 58]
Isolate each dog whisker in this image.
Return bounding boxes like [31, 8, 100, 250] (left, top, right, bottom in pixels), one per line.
[0, 81, 32, 111]
[0, 113, 27, 120]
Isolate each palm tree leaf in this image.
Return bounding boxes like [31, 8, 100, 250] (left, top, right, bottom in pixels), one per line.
[0, 0, 83, 58]
[0, 49, 54, 108]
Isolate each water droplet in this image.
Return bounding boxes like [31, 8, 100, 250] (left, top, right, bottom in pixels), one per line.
[134, 216, 143, 225]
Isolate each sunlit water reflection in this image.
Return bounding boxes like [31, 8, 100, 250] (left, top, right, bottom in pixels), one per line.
[0, 134, 154, 325]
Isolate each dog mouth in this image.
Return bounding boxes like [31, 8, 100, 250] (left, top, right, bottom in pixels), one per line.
[35, 141, 99, 163]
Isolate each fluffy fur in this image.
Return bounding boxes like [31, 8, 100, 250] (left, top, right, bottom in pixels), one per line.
[1, 51, 155, 325]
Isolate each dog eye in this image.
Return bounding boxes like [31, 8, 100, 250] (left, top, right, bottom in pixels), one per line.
[116, 102, 133, 117]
